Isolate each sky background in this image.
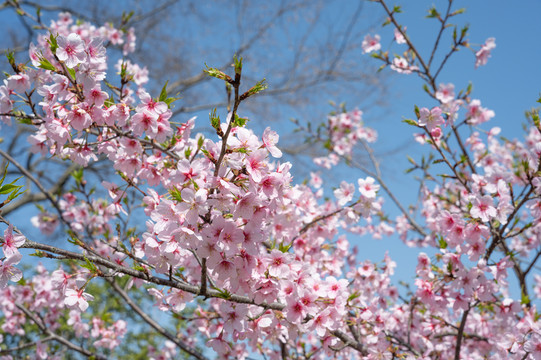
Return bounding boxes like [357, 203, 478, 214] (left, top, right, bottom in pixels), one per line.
[1, 0, 540, 306]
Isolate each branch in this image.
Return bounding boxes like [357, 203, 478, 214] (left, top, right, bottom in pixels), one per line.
[0, 336, 53, 356]
[0, 148, 66, 223]
[1, 162, 78, 215]
[105, 277, 208, 360]
[16, 304, 107, 360]
[19, 238, 285, 311]
[454, 307, 470, 360]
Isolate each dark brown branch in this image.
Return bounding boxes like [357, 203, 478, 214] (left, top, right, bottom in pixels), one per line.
[106, 278, 208, 360]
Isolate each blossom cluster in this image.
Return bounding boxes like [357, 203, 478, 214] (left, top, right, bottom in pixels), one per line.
[0, 4, 540, 360]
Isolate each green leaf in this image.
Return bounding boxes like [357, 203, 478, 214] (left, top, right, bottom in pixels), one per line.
[347, 291, 360, 303]
[164, 96, 181, 107]
[404, 167, 416, 174]
[204, 64, 230, 81]
[72, 168, 84, 185]
[214, 288, 232, 300]
[104, 95, 115, 108]
[37, 56, 57, 72]
[426, 6, 439, 19]
[241, 78, 268, 100]
[451, 8, 466, 16]
[460, 25, 469, 39]
[197, 135, 205, 149]
[81, 256, 97, 273]
[17, 117, 33, 125]
[210, 108, 220, 130]
[159, 81, 169, 102]
[278, 242, 292, 253]
[232, 114, 249, 127]
[521, 291, 530, 305]
[121, 10, 135, 24]
[5, 50, 15, 70]
[169, 187, 183, 202]
[402, 119, 419, 126]
[48, 33, 58, 53]
[0, 162, 8, 186]
[67, 67, 76, 81]
[133, 265, 146, 272]
[414, 105, 420, 119]
[438, 237, 448, 249]
[0, 183, 22, 195]
[233, 54, 242, 75]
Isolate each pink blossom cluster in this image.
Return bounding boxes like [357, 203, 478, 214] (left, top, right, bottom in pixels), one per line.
[0, 7, 540, 360]
[314, 109, 377, 167]
[0, 264, 126, 357]
[0, 12, 392, 358]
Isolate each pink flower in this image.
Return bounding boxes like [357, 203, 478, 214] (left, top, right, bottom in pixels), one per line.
[357, 177, 379, 199]
[6, 74, 31, 93]
[418, 107, 445, 131]
[435, 83, 455, 104]
[86, 37, 106, 64]
[177, 188, 207, 225]
[475, 37, 496, 68]
[430, 127, 442, 139]
[31, 211, 59, 235]
[362, 34, 381, 54]
[65, 288, 95, 311]
[2, 224, 25, 258]
[85, 86, 108, 107]
[56, 33, 86, 68]
[309, 308, 333, 337]
[524, 333, 541, 358]
[51, 269, 72, 292]
[465, 99, 495, 125]
[268, 249, 291, 278]
[0, 253, 23, 288]
[470, 195, 497, 222]
[0, 85, 14, 123]
[394, 27, 407, 44]
[390, 57, 417, 74]
[165, 289, 193, 312]
[36, 340, 48, 359]
[67, 105, 92, 131]
[334, 181, 355, 206]
[245, 149, 268, 183]
[325, 276, 349, 299]
[285, 296, 306, 323]
[262, 127, 282, 158]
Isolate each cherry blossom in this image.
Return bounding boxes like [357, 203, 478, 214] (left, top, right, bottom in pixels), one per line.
[362, 34, 381, 53]
[418, 106, 445, 131]
[394, 27, 407, 44]
[0, 253, 23, 288]
[56, 33, 86, 68]
[475, 37, 496, 68]
[64, 288, 95, 312]
[1, 224, 25, 258]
